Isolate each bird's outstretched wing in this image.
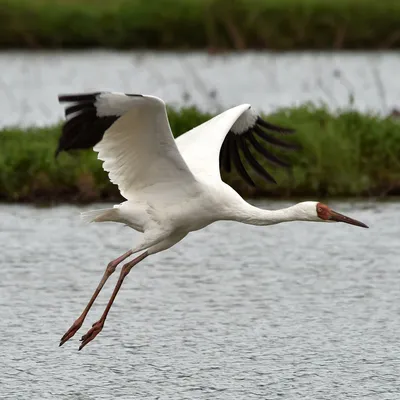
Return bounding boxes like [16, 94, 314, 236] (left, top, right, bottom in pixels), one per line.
[176, 105, 298, 186]
[57, 92, 196, 200]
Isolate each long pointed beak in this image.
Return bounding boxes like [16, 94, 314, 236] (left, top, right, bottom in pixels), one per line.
[329, 210, 369, 228]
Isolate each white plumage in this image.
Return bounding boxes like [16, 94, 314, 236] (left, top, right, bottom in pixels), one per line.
[94, 94, 194, 199]
[56, 92, 368, 350]
[176, 103, 251, 179]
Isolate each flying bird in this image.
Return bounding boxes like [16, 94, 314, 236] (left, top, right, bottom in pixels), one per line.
[56, 92, 368, 350]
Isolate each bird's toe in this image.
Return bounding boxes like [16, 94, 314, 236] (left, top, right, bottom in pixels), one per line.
[59, 319, 84, 346]
[78, 321, 104, 350]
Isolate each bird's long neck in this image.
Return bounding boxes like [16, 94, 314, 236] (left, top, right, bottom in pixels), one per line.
[231, 202, 309, 226]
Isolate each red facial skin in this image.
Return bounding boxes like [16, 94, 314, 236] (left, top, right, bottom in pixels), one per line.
[316, 202, 331, 220]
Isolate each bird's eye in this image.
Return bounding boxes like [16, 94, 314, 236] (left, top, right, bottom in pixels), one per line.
[317, 207, 323, 213]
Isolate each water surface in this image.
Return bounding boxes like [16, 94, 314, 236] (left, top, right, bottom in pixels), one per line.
[1, 201, 399, 399]
[0, 51, 399, 128]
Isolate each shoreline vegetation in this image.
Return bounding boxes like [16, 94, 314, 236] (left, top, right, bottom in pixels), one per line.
[1, 0, 399, 50]
[1, 104, 400, 204]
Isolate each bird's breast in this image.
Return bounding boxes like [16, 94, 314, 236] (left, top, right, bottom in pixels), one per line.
[162, 196, 219, 233]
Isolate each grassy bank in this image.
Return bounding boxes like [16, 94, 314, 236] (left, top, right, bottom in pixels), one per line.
[1, 105, 400, 203]
[1, 0, 399, 50]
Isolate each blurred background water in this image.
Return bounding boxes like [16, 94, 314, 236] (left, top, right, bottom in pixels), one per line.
[0, 51, 399, 128]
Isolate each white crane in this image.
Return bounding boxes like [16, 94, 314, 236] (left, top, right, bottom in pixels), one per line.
[56, 92, 368, 350]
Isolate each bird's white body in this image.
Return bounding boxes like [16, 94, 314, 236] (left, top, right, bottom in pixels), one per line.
[73, 93, 318, 255]
[57, 91, 368, 350]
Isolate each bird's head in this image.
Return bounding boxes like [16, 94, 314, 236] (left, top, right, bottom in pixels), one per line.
[295, 201, 369, 228]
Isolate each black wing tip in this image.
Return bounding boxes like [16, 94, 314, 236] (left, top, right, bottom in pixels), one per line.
[56, 92, 122, 154]
[257, 116, 295, 134]
[58, 92, 102, 104]
[54, 140, 69, 157]
[220, 111, 301, 187]
[246, 132, 291, 168]
[237, 136, 277, 184]
[229, 135, 256, 187]
[58, 92, 143, 104]
[220, 136, 232, 173]
[54, 138, 68, 157]
[254, 125, 299, 150]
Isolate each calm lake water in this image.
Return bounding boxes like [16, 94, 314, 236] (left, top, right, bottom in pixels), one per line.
[1, 200, 399, 399]
[0, 51, 399, 128]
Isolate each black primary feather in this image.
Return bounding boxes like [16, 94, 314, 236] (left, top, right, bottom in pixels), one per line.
[56, 92, 142, 157]
[59, 93, 100, 104]
[229, 132, 255, 187]
[219, 114, 298, 187]
[65, 102, 96, 116]
[246, 132, 290, 168]
[219, 134, 232, 173]
[256, 117, 295, 134]
[237, 135, 277, 184]
[253, 125, 300, 150]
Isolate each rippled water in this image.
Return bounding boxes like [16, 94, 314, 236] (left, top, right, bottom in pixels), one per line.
[1, 201, 399, 399]
[0, 51, 399, 128]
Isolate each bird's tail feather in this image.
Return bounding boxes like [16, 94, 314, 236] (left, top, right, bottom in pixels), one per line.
[80, 208, 118, 223]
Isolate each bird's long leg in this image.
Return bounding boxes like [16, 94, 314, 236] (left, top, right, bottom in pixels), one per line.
[78, 251, 149, 350]
[59, 249, 134, 347]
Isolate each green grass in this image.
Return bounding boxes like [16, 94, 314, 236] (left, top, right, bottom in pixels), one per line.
[1, 104, 400, 203]
[1, 0, 399, 50]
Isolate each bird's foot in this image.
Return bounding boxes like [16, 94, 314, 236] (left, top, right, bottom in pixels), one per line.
[79, 320, 104, 351]
[59, 318, 84, 347]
